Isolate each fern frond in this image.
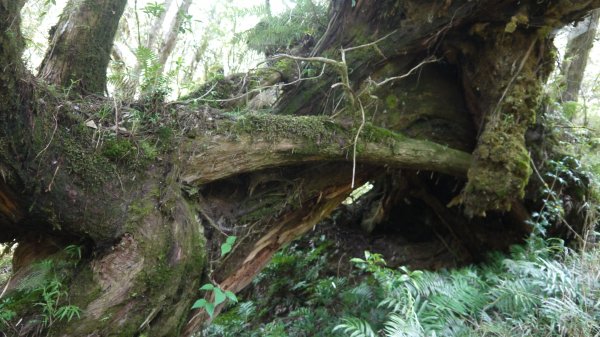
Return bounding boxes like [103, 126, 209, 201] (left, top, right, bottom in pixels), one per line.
[350, 283, 374, 301]
[238, 301, 255, 319]
[487, 279, 541, 314]
[383, 313, 423, 337]
[333, 317, 376, 337]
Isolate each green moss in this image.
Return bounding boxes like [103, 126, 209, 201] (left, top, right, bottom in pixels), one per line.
[230, 113, 335, 143]
[463, 118, 533, 215]
[385, 94, 399, 109]
[459, 29, 546, 216]
[139, 140, 158, 161]
[102, 138, 135, 162]
[361, 123, 403, 144]
[142, 257, 172, 290]
[129, 200, 154, 219]
[273, 58, 296, 78]
[60, 133, 114, 187]
[123, 199, 155, 234]
[157, 126, 174, 144]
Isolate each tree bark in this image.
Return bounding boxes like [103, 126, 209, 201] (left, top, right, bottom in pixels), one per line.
[561, 9, 600, 103]
[1, 0, 600, 336]
[38, 0, 128, 95]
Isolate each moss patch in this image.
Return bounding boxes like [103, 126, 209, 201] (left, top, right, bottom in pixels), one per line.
[102, 138, 136, 162]
[228, 113, 339, 143]
[460, 29, 544, 216]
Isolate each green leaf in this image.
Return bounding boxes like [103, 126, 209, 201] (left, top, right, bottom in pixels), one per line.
[224, 290, 238, 303]
[221, 243, 232, 257]
[220, 236, 237, 256]
[191, 299, 208, 309]
[205, 302, 215, 317]
[213, 288, 226, 306]
[199, 284, 215, 291]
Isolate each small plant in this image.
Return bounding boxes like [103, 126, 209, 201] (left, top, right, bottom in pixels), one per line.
[64, 244, 82, 261]
[136, 46, 172, 101]
[0, 246, 83, 331]
[191, 284, 238, 318]
[142, 2, 166, 18]
[220, 236, 237, 257]
[36, 279, 82, 326]
[192, 236, 239, 317]
[0, 298, 16, 328]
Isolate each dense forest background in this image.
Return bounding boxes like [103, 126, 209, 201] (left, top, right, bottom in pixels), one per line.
[1, 1, 600, 336]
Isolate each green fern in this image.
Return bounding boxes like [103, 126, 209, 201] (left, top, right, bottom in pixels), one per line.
[240, 0, 328, 55]
[333, 317, 377, 337]
[487, 279, 541, 314]
[382, 313, 424, 337]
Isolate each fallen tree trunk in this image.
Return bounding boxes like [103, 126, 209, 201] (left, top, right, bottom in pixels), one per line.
[178, 113, 472, 184]
[1, 0, 600, 336]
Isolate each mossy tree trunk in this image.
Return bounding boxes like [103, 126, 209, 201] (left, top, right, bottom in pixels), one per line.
[38, 0, 128, 95]
[1, 1, 600, 336]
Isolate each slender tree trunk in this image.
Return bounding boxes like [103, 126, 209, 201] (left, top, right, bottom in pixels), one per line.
[184, 4, 216, 84]
[125, 0, 175, 99]
[265, 0, 271, 17]
[147, 0, 175, 50]
[561, 9, 600, 103]
[38, 0, 128, 95]
[157, 0, 193, 70]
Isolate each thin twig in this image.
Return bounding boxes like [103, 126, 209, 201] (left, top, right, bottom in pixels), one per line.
[113, 97, 120, 139]
[342, 30, 398, 53]
[0, 275, 11, 299]
[34, 112, 59, 161]
[368, 57, 439, 87]
[351, 99, 366, 188]
[45, 164, 60, 192]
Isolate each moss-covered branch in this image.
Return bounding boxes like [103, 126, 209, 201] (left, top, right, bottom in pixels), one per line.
[179, 114, 472, 185]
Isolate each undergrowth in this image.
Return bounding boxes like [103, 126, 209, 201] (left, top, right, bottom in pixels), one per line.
[0, 245, 82, 334]
[204, 232, 600, 337]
